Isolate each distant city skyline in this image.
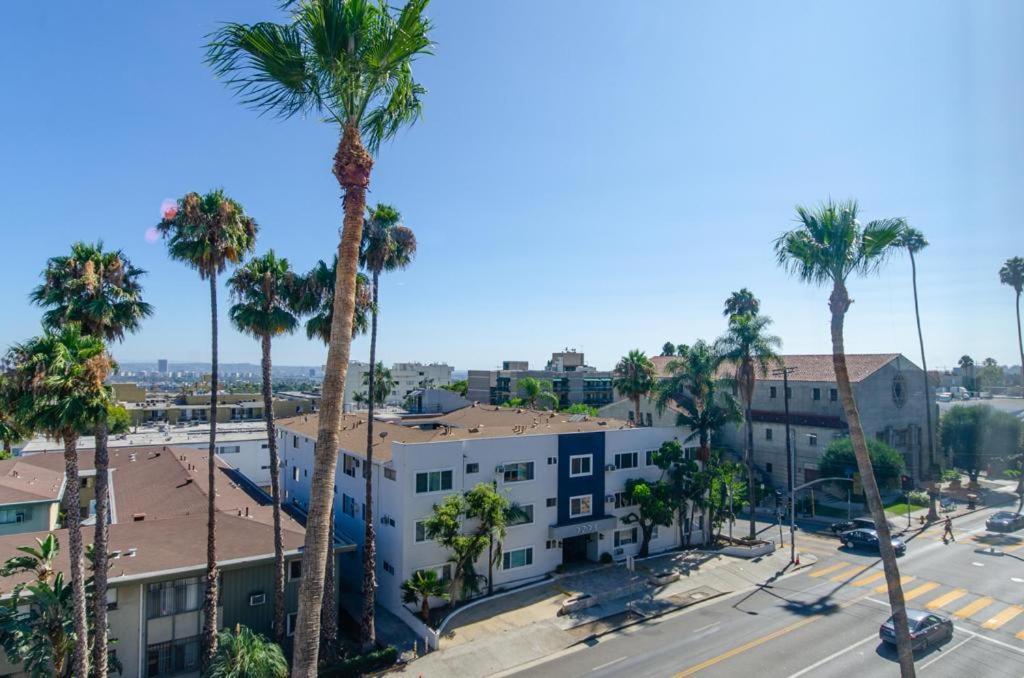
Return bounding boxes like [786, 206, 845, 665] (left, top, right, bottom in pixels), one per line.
[2, 2, 1022, 375]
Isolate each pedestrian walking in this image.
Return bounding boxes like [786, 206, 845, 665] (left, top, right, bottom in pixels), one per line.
[942, 516, 955, 543]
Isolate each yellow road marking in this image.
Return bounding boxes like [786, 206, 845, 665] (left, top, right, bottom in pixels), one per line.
[926, 588, 967, 611]
[1017, 630, 1024, 641]
[902, 582, 940, 600]
[1001, 542, 1024, 552]
[808, 562, 848, 578]
[852, 571, 886, 587]
[829, 565, 869, 582]
[873, 575, 915, 594]
[953, 596, 994, 619]
[982, 605, 1024, 630]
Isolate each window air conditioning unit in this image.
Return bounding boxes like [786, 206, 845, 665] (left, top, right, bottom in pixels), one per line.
[604, 464, 617, 472]
[613, 548, 624, 556]
[249, 593, 266, 606]
[495, 464, 506, 473]
[605, 495, 615, 503]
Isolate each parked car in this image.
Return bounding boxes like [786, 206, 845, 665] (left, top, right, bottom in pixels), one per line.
[939, 496, 956, 512]
[880, 610, 953, 652]
[986, 511, 1024, 532]
[829, 517, 897, 534]
[840, 528, 907, 556]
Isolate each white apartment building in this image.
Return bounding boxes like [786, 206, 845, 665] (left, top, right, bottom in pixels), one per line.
[343, 361, 454, 408]
[276, 406, 699, 621]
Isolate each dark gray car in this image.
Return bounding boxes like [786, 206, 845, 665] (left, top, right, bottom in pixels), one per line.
[986, 511, 1024, 532]
[880, 609, 953, 651]
[840, 528, 906, 556]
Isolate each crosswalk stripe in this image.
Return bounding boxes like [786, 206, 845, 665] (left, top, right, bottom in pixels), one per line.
[926, 588, 967, 611]
[953, 596, 994, 619]
[808, 562, 848, 578]
[873, 575, 915, 594]
[1017, 631, 1024, 641]
[1003, 543, 1024, 552]
[902, 582, 940, 600]
[852, 571, 886, 587]
[829, 565, 868, 582]
[982, 605, 1024, 630]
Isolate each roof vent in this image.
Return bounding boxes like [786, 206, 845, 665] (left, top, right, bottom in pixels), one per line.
[132, 513, 146, 522]
[126, 548, 137, 557]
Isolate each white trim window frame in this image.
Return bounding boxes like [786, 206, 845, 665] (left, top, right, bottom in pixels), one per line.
[502, 461, 535, 484]
[508, 504, 535, 527]
[569, 454, 593, 478]
[501, 546, 534, 570]
[614, 527, 638, 547]
[414, 517, 431, 544]
[415, 468, 454, 494]
[614, 451, 639, 470]
[569, 494, 593, 518]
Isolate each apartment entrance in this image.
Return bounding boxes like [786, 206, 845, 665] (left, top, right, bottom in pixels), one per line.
[562, 534, 590, 563]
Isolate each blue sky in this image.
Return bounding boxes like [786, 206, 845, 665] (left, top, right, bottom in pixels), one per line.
[1, 1, 1022, 373]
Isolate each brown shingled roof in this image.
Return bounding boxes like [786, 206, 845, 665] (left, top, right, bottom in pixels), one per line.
[651, 353, 902, 383]
[0, 460, 65, 505]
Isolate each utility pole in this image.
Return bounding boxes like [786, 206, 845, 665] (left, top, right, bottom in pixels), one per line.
[773, 365, 799, 564]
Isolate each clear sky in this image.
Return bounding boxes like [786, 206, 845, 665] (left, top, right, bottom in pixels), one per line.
[1, 1, 1022, 373]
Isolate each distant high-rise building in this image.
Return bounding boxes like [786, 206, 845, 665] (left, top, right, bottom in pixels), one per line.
[157, 359, 168, 373]
[309, 368, 316, 378]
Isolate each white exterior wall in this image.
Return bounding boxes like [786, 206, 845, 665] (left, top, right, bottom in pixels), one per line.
[343, 361, 454, 408]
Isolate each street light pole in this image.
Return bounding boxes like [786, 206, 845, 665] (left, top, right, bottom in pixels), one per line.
[773, 365, 798, 564]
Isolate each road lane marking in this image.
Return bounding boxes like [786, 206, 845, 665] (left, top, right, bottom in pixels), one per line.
[785, 633, 877, 678]
[902, 581, 940, 600]
[851, 571, 886, 587]
[829, 565, 868, 582]
[808, 562, 847, 578]
[952, 596, 994, 619]
[919, 636, 972, 670]
[872, 575, 915, 594]
[592, 656, 627, 671]
[982, 605, 1023, 630]
[692, 622, 719, 634]
[925, 588, 967, 611]
[1017, 631, 1024, 641]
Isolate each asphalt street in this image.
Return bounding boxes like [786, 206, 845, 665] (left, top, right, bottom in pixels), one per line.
[509, 509, 1024, 677]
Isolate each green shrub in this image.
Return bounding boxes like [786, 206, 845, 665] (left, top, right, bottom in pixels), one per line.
[941, 469, 961, 483]
[906, 490, 929, 506]
[319, 646, 398, 678]
[818, 438, 905, 489]
[599, 552, 613, 564]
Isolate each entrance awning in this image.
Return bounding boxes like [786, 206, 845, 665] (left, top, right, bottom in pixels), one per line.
[549, 516, 617, 539]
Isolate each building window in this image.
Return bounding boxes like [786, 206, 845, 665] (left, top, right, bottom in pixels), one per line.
[813, 388, 821, 401]
[342, 494, 357, 518]
[570, 495, 592, 518]
[466, 462, 479, 474]
[770, 386, 777, 399]
[286, 612, 297, 637]
[106, 587, 118, 611]
[546, 497, 557, 508]
[502, 462, 534, 483]
[502, 547, 534, 570]
[614, 452, 638, 470]
[569, 455, 592, 478]
[382, 561, 395, 575]
[808, 433, 818, 447]
[343, 455, 358, 478]
[652, 525, 660, 540]
[292, 436, 299, 448]
[645, 412, 653, 427]
[415, 519, 430, 543]
[292, 466, 299, 482]
[288, 559, 302, 581]
[218, 445, 240, 454]
[546, 539, 558, 549]
[614, 527, 638, 547]
[146, 577, 202, 619]
[415, 469, 454, 494]
[830, 388, 838, 402]
[765, 428, 773, 441]
[614, 491, 636, 509]
[765, 462, 773, 474]
[508, 504, 534, 526]
[645, 449, 658, 466]
[384, 467, 397, 481]
[146, 635, 200, 676]
[0, 509, 26, 524]
[547, 456, 557, 465]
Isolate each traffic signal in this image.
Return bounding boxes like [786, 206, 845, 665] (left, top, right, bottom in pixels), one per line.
[774, 489, 783, 508]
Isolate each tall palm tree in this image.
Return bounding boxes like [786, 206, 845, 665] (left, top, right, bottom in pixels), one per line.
[29, 241, 151, 676]
[515, 377, 558, 409]
[723, 287, 760, 319]
[654, 341, 741, 544]
[999, 257, 1024, 397]
[613, 350, 656, 426]
[227, 251, 301, 644]
[958, 355, 975, 393]
[6, 326, 113, 678]
[207, 3, 434, 670]
[157, 190, 258, 667]
[896, 228, 939, 518]
[774, 198, 915, 676]
[716, 310, 781, 539]
[356, 203, 416, 649]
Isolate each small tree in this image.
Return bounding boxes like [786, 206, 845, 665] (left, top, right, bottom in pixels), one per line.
[401, 570, 447, 623]
[516, 377, 558, 409]
[941, 405, 1024, 487]
[819, 438, 906, 491]
[464, 483, 526, 596]
[440, 380, 468, 397]
[661, 342, 676, 357]
[652, 440, 700, 546]
[422, 495, 488, 602]
[620, 479, 674, 557]
[207, 624, 287, 678]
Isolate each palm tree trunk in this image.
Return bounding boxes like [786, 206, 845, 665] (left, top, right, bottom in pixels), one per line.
[261, 334, 286, 644]
[292, 123, 373, 678]
[201, 272, 220, 671]
[634, 395, 641, 426]
[320, 508, 338, 662]
[830, 283, 916, 678]
[745, 400, 756, 539]
[360, 271, 381, 653]
[92, 421, 110, 677]
[2, 440, 10, 456]
[64, 436, 89, 678]
[909, 255, 940, 522]
[487, 533, 494, 596]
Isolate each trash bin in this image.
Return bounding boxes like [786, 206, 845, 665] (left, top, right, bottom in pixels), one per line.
[967, 494, 978, 510]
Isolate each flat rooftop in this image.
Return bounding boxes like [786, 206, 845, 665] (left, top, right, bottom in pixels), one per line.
[20, 421, 268, 454]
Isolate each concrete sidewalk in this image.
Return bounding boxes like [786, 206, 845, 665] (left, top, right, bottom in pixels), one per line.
[388, 548, 811, 678]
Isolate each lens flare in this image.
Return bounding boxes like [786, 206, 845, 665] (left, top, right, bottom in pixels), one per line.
[144, 227, 160, 244]
[160, 199, 178, 220]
